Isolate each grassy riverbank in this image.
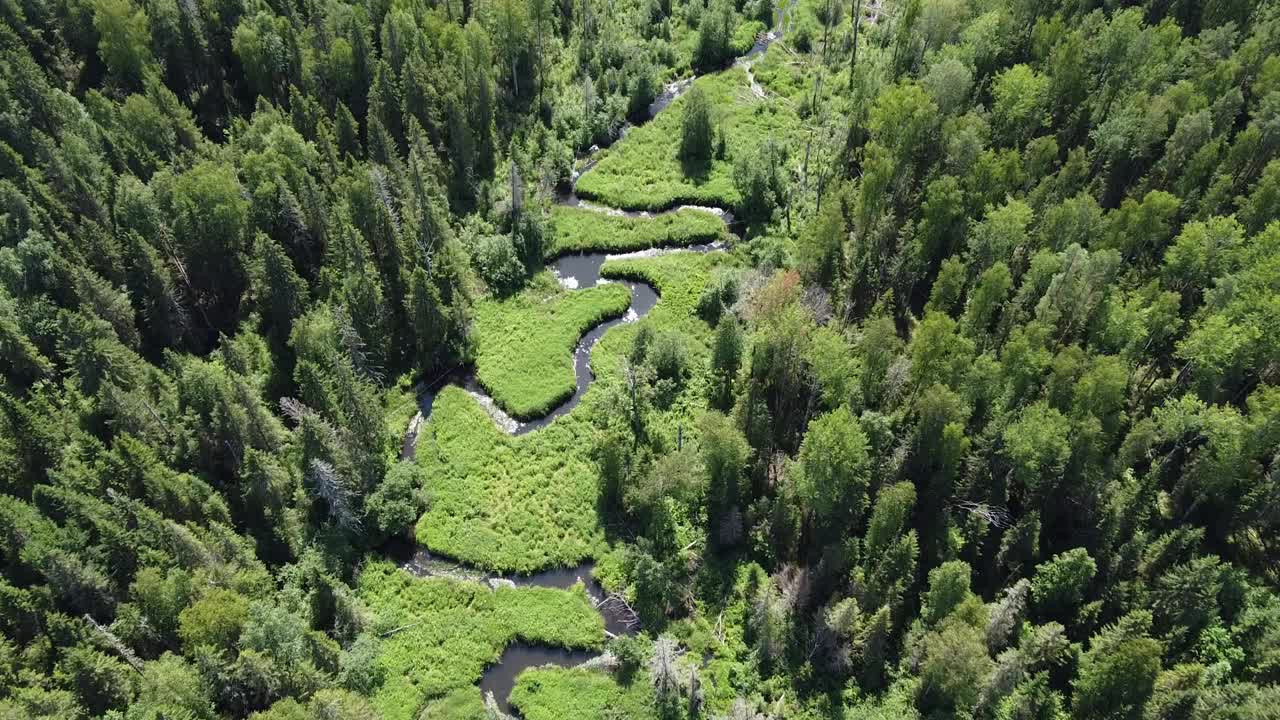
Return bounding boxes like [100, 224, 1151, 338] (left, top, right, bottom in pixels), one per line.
[546, 205, 727, 258]
[413, 385, 608, 572]
[511, 667, 657, 719]
[358, 561, 604, 720]
[473, 273, 632, 419]
[413, 251, 731, 573]
[574, 68, 802, 211]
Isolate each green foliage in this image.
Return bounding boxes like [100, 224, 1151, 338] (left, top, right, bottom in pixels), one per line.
[92, 0, 152, 86]
[6, 1, 1280, 718]
[357, 561, 603, 720]
[510, 667, 656, 719]
[414, 387, 608, 571]
[693, 0, 737, 71]
[991, 64, 1051, 146]
[418, 250, 726, 572]
[473, 275, 632, 419]
[920, 616, 994, 715]
[680, 87, 716, 173]
[177, 588, 250, 653]
[796, 406, 870, 537]
[1073, 613, 1163, 720]
[547, 206, 726, 258]
[577, 70, 803, 210]
[364, 461, 425, 543]
[1032, 548, 1097, 620]
[922, 560, 974, 626]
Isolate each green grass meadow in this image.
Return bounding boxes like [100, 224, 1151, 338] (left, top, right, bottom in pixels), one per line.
[472, 273, 632, 419]
[574, 68, 803, 211]
[510, 667, 657, 720]
[358, 561, 604, 720]
[413, 251, 731, 573]
[547, 205, 727, 257]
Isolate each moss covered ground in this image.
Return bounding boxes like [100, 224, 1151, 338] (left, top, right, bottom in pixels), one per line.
[472, 272, 632, 419]
[510, 667, 657, 720]
[547, 205, 727, 258]
[414, 250, 731, 573]
[357, 561, 604, 720]
[574, 68, 803, 211]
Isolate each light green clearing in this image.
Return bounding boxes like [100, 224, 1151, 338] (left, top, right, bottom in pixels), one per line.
[547, 204, 726, 258]
[472, 273, 632, 419]
[510, 666, 657, 720]
[575, 68, 803, 211]
[358, 561, 604, 720]
[415, 251, 729, 573]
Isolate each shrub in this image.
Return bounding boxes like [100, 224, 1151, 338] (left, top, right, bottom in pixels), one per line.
[1031, 548, 1097, 620]
[364, 461, 423, 543]
[650, 331, 690, 381]
[472, 233, 525, 293]
[680, 87, 715, 174]
[178, 588, 250, 653]
[697, 269, 740, 323]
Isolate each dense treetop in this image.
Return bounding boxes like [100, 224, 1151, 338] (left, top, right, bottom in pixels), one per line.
[1, 0, 1279, 717]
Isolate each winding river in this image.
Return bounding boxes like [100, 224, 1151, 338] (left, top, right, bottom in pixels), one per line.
[389, 12, 791, 714]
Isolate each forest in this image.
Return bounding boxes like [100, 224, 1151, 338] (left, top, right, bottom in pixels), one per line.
[1, 0, 1279, 717]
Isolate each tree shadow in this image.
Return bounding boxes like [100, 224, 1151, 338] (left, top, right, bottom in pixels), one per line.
[680, 155, 714, 182]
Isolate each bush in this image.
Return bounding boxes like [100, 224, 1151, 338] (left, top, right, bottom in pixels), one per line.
[608, 634, 652, 681]
[628, 66, 658, 121]
[178, 588, 250, 653]
[631, 324, 656, 365]
[364, 462, 423, 543]
[650, 331, 690, 382]
[732, 139, 785, 223]
[693, 0, 735, 71]
[697, 269, 740, 323]
[680, 87, 715, 174]
[1031, 548, 1097, 620]
[791, 20, 813, 53]
[472, 233, 526, 293]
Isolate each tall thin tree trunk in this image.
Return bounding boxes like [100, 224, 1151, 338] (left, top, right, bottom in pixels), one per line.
[848, 0, 863, 91]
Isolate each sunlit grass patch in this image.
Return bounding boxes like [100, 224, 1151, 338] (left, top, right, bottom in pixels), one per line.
[749, 37, 813, 104]
[510, 667, 657, 720]
[414, 387, 608, 572]
[575, 68, 803, 211]
[414, 251, 732, 573]
[358, 561, 604, 720]
[547, 205, 727, 258]
[473, 273, 632, 419]
[418, 688, 485, 720]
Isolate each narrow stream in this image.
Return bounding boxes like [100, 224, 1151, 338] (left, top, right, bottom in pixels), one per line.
[389, 12, 791, 715]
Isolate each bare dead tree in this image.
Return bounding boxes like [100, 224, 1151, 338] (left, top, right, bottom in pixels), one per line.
[83, 614, 144, 675]
[597, 592, 642, 631]
[308, 458, 361, 533]
[953, 499, 1013, 529]
[649, 635, 684, 705]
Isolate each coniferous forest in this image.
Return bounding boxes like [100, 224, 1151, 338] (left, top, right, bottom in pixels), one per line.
[2, 0, 1280, 717]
